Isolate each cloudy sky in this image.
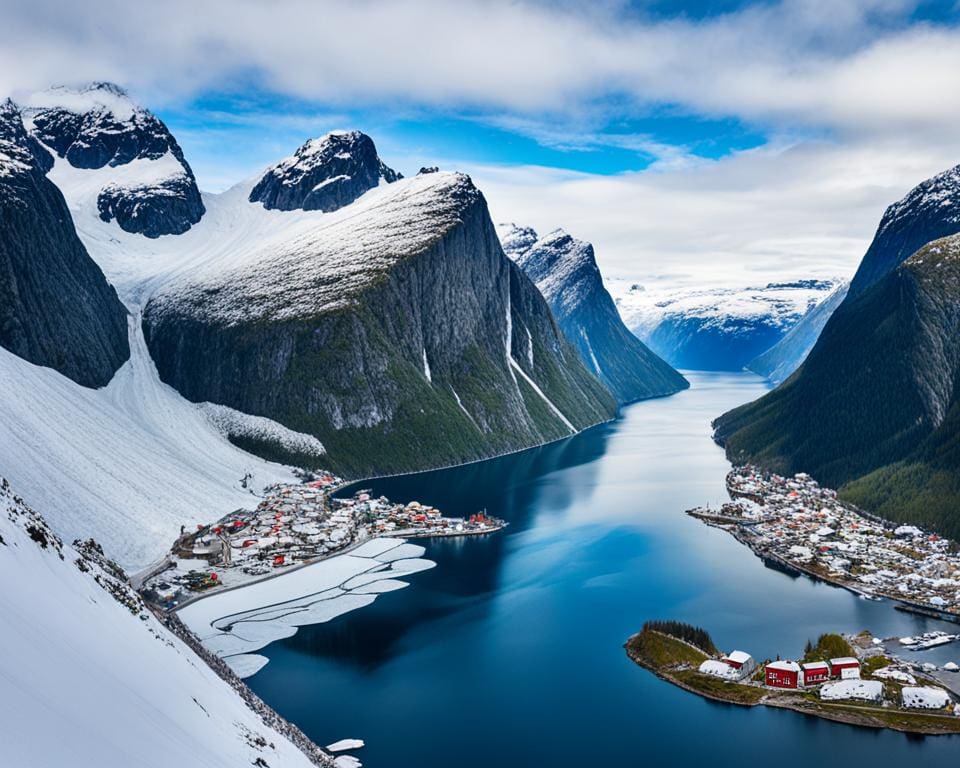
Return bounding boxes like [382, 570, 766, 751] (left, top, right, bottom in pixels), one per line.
[5, 0, 960, 285]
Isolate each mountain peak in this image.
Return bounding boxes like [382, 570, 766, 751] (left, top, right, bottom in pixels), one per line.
[249, 130, 402, 213]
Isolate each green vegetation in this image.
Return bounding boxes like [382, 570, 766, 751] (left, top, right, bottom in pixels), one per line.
[642, 620, 719, 655]
[672, 670, 767, 705]
[626, 627, 709, 668]
[802, 633, 855, 664]
[861, 655, 891, 676]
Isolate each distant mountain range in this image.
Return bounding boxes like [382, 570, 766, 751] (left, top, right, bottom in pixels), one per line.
[716, 161, 960, 538]
[498, 224, 687, 404]
[610, 278, 840, 371]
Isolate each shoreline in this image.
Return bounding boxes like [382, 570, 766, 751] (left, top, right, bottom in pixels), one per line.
[625, 628, 960, 736]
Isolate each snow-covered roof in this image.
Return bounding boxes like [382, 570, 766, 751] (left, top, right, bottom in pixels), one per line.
[725, 650, 753, 664]
[901, 686, 950, 709]
[802, 661, 830, 670]
[766, 660, 801, 672]
[830, 657, 860, 666]
[698, 660, 739, 679]
[820, 680, 883, 701]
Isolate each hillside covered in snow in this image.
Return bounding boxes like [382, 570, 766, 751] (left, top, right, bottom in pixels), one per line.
[0, 478, 333, 768]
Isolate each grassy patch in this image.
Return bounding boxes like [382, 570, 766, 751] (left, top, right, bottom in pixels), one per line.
[626, 628, 709, 668]
[672, 670, 767, 705]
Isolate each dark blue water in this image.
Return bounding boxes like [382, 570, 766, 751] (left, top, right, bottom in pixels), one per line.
[249, 372, 959, 766]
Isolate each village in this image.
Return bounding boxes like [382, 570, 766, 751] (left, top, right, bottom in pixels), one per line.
[695, 633, 958, 711]
[140, 471, 506, 609]
[687, 465, 960, 619]
[626, 621, 960, 734]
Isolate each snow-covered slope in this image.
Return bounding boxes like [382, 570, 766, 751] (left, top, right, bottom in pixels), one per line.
[497, 224, 686, 404]
[610, 278, 840, 371]
[0, 478, 329, 768]
[746, 280, 850, 384]
[0, 314, 297, 569]
[23, 83, 204, 237]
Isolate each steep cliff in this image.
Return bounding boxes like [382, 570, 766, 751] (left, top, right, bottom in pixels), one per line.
[249, 130, 401, 212]
[848, 164, 960, 297]
[25, 83, 204, 237]
[746, 281, 849, 384]
[499, 224, 686, 404]
[715, 235, 960, 537]
[143, 171, 616, 478]
[0, 100, 128, 387]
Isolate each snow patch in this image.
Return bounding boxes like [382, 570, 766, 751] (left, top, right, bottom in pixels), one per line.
[510, 358, 575, 433]
[199, 402, 325, 458]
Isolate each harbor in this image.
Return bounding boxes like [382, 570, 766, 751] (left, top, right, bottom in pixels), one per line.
[139, 471, 506, 610]
[687, 465, 960, 620]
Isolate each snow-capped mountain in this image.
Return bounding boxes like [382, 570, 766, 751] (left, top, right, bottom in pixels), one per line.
[609, 278, 840, 371]
[249, 130, 401, 212]
[0, 478, 332, 768]
[23, 82, 204, 237]
[144, 168, 616, 478]
[498, 224, 687, 404]
[849, 163, 960, 297]
[746, 280, 849, 384]
[0, 99, 129, 387]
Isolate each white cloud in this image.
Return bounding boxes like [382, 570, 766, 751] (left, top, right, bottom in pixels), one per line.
[2, 0, 959, 142]
[462, 136, 960, 286]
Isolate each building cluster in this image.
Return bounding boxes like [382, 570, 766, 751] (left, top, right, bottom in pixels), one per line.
[691, 465, 960, 615]
[143, 472, 505, 607]
[698, 650, 955, 710]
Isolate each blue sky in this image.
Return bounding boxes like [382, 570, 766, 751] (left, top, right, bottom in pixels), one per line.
[6, 0, 960, 283]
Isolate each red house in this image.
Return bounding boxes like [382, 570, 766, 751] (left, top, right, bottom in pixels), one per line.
[801, 661, 830, 686]
[765, 660, 802, 689]
[829, 657, 861, 679]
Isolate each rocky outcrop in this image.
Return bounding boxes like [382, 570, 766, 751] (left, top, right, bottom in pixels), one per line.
[249, 130, 401, 213]
[848, 164, 960, 297]
[144, 172, 616, 477]
[26, 83, 204, 237]
[499, 224, 687, 404]
[715, 235, 960, 538]
[0, 100, 128, 387]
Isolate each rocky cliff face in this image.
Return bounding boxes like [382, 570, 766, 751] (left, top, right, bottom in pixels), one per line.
[25, 83, 204, 237]
[498, 224, 686, 404]
[848, 164, 960, 297]
[0, 100, 128, 387]
[249, 130, 401, 213]
[715, 235, 960, 537]
[143, 172, 616, 477]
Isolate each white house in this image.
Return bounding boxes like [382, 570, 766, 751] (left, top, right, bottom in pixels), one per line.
[721, 651, 757, 680]
[901, 687, 951, 709]
[698, 660, 739, 680]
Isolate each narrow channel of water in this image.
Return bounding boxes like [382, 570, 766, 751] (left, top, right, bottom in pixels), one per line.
[248, 372, 959, 766]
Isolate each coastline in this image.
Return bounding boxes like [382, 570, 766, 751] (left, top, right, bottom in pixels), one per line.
[625, 628, 960, 736]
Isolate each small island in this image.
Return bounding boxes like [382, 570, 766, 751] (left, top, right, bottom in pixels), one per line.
[625, 621, 960, 735]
